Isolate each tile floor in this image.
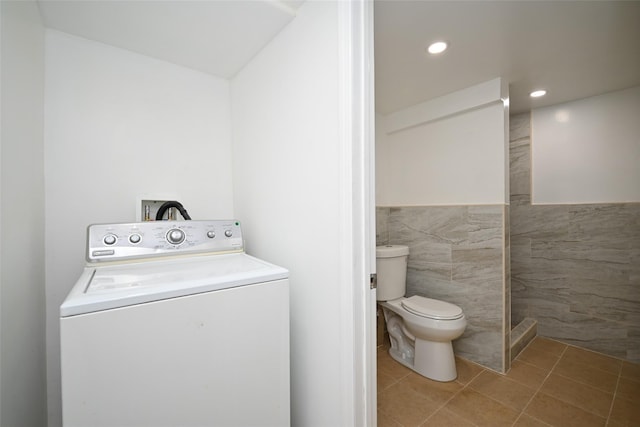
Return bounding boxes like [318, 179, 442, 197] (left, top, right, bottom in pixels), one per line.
[377, 337, 640, 427]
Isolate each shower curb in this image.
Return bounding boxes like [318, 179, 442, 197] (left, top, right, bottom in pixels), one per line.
[510, 318, 537, 361]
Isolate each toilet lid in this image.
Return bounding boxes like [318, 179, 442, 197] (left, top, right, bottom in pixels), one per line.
[401, 296, 463, 320]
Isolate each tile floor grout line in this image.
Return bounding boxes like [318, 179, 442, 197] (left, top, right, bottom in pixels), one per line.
[549, 369, 618, 395]
[425, 351, 562, 427]
[377, 356, 411, 394]
[461, 372, 549, 427]
[376, 358, 412, 427]
[510, 412, 554, 427]
[378, 338, 639, 427]
[378, 369, 429, 427]
[509, 344, 569, 427]
[561, 340, 633, 365]
[603, 361, 623, 427]
[522, 345, 619, 422]
[518, 343, 620, 425]
[560, 349, 625, 377]
[418, 365, 486, 427]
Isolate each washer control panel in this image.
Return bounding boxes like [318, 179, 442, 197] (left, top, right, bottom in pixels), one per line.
[87, 220, 243, 262]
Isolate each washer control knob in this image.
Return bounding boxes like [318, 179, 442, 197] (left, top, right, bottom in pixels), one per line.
[207, 231, 216, 239]
[129, 233, 141, 244]
[224, 229, 233, 238]
[166, 229, 186, 245]
[103, 234, 117, 246]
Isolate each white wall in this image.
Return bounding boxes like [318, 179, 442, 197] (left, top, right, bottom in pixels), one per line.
[231, 1, 367, 425]
[0, 1, 47, 425]
[531, 85, 640, 204]
[44, 31, 234, 426]
[377, 78, 509, 206]
[375, 112, 391, 206]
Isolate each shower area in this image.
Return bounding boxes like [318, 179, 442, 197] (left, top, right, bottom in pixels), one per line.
[509, 104, 639, 365]
[376, 80, 640, 375]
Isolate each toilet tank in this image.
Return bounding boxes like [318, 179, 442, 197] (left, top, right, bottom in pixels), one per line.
[376, 245, 409, 301]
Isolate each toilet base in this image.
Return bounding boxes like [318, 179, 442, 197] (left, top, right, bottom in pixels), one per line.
[388, 347, 413, 371]
[382, 304, 461, 382]
[386, 339, 458, 382]
[413, 339, 457, 382]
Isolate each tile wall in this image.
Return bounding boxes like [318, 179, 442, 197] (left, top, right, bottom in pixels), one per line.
[377, 205, 510, 373]
[510, 113, 640, 363]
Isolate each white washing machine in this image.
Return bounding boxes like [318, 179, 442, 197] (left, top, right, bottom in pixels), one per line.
[60, 220, 289, 427]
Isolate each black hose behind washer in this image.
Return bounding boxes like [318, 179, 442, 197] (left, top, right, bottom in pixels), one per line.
[155, 201, 192, 221]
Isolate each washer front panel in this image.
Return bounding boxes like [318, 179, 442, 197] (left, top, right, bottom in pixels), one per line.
[87, 220, 243, 263]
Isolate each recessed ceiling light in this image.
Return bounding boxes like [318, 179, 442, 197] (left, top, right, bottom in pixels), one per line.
[530, 89, 547, 98]
[427, 41, 448, 55]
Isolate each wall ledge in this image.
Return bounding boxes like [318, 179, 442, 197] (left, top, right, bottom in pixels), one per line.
[382, 77, 507, 135]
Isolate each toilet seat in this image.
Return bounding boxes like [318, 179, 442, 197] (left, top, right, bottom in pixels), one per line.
[401, 296, 463, 320]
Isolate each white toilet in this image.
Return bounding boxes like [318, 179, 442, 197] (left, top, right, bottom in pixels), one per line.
[377, 245, 467, 382]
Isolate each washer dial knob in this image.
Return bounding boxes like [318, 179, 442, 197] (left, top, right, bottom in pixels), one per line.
[207, 231, 216, 239]
[166, 229, 186, 245]
[224, 229, 233, 237]
[103, 234, 117, 245]
[129, 233, 141, 244]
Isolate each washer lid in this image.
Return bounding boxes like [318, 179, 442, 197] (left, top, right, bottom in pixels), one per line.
[401, 295, 463, 320]
[60, 253, 288, 317]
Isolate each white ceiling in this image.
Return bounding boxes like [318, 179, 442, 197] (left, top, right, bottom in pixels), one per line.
[36, 1, 640, 115]
[375, 1, 640, 115]
[37, 0, 303, 79]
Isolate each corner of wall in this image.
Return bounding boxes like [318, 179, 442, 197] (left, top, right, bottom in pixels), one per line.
[0, 1, 47, 426]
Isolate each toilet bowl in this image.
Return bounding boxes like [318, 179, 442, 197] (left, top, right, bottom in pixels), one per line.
[381, 296, 466, 381]
[377, 245, 467, 382]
